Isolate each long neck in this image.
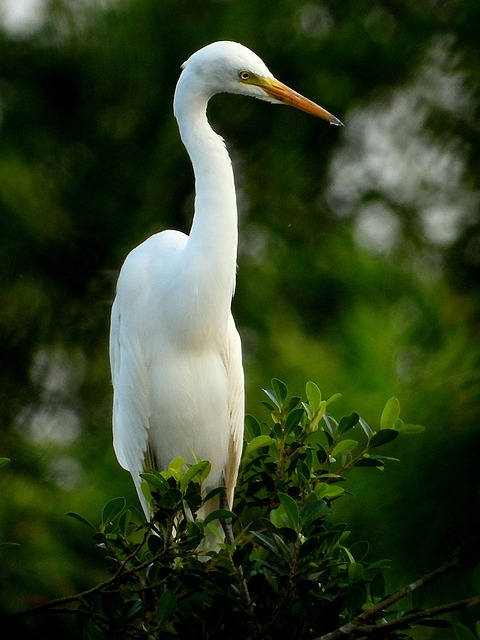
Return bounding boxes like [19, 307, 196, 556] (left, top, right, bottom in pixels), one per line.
[173, 76, 238, 335]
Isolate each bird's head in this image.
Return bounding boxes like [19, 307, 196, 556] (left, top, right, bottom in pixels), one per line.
[176, 41, 343, 126]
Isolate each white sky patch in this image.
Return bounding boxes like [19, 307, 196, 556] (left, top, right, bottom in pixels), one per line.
[0, 0, 47, 36]
[354, 202, 401, 255]
[0, 0, 117, 38]
[16, 347, 86, 447]
[325, 34, 478, 253]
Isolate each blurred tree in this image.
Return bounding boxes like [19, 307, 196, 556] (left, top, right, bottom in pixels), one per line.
[1, 0, 479, 637]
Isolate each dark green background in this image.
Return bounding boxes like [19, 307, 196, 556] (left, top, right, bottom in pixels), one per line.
[1, 1, 479, 637]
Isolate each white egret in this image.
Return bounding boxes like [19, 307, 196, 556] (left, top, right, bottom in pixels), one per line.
[110, 41, 342, 524]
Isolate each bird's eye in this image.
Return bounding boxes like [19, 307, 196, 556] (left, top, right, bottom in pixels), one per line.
[239, 71, 251, 81]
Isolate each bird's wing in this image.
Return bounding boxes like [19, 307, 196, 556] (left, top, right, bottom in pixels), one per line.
[110, 296, 152, 517]
[223, 314, 245, 509]
[110, 231, 188, 519]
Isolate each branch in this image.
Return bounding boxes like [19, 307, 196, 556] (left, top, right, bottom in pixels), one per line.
[357, 595, 480, 635]
[6, 533, 164, 620]
[315, 558, 477, 640]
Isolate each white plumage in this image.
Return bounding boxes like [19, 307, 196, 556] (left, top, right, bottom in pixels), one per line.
[110, 41, 341, 522]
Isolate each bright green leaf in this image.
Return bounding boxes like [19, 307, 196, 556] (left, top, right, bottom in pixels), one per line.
[348, 561, 364, 583]
[180, 460, 211, 490]
[167, 457, 185, 480]
[306, 381, 321, 412]
[314, 483, 345, 500]
[399, 423, 425, 434]
[326, 393, 342, 406]
[380, 397, 401, 430]
[244, 435, 273, 457]
[332, 439, 358, 457]
[0, 458, 10, 469]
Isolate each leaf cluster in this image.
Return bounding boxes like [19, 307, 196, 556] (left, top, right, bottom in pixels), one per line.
[10, 380, 479, 640]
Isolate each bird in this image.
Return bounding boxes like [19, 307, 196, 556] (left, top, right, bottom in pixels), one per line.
[109, 41, 342, 527]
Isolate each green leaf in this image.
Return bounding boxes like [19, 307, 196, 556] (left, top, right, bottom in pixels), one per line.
[101, 497, 126, 526]
[301, 499, 328, 528]
[285, 407, 305, 435]
[369, 429, 399, 448]
[296, 459, 310, 482]
[398, 423, 425, 434]
[369, 454, 399, 463]
[244, 435, 273, 457]
[417, 619, 453, 629]
[323, 414, 338, 436]
[355, 457, 385, 468]
[140, 472, 170, 492]
[286, 396, 302, 412]
[263, 389, 282, 410]
[314, 483, 345, 500]
[338, 413, 359, 435]
[156, 590, 176, 627]
[332, 439, 358, 457]
[67, 512, 97, 531]
[348, 561, 364, 583]
[272, 532, 293, 559]
[269, 507, 284, 529]
[306, 381, 321, 412]
[278, 492, 300, 530]
[359, 417, 374, 438]
[182, 499, 195, 523]
[271, 378, 288, 404]
[203, 486, 225, 502]
[380, 397, 401, 430]
[203, 509, 236, 527]
[453, 622, 477, 640]
[370, 571, 386, 599]
[167, 456, 185, 480]
[245, 414, 261, 438]
[180, 460, 211, 490]
[350, 540, 369, 561]
[326, 393, 342, 406]
[251, 530, 279, 555]
[0, 458, 11, 469]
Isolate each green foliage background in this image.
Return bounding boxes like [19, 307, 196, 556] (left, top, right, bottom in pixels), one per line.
[1, 0, 479, 637]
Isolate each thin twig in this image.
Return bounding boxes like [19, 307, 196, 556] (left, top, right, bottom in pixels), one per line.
[356, 595, 480, 635]
[314, 558, 475, 640]
[6, 535, 165, 620]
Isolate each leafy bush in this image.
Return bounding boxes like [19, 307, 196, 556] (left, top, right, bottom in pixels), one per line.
[9, 381, 480, 639]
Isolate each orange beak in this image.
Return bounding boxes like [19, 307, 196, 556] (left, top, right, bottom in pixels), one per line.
[257, 77, 343, 126]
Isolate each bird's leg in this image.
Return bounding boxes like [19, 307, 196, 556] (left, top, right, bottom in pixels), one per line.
[220, 491, 235, 546]
[219, 491, 256, 626]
